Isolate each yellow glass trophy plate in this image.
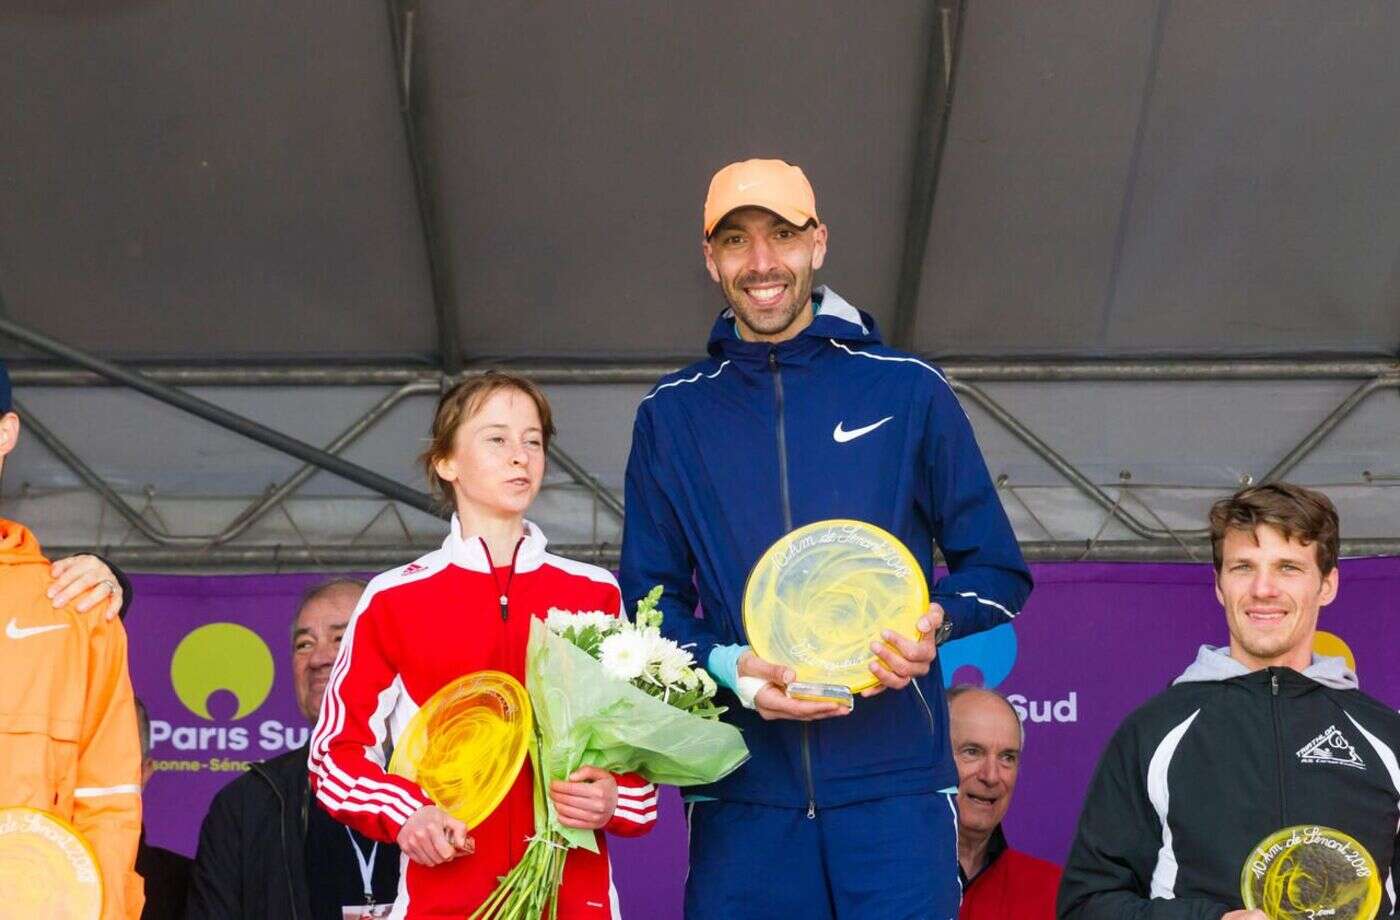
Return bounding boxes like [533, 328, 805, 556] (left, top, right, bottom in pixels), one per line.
[0, 806, 102, 920]
[742, 519, 929, 705]
[389, 670, 533, 830]
[1241, 824, 1381, 920]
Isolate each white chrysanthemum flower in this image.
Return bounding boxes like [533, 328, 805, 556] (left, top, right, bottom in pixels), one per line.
[695, 668, 717, 696]
[582, 611, 619, 633]
[656, 642, 695, 686]
[545, 608, 577, 633]
[599, 631, 648, 681]
[633, 627, 678, 679]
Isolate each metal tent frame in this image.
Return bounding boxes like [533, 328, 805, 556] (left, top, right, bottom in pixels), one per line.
[5, 314, 1396, 568]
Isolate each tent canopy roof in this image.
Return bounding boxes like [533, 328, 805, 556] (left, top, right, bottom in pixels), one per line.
[3, 1, 1396, 363]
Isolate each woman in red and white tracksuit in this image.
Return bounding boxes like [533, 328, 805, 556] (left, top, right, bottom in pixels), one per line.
[308, 373, 656, 919]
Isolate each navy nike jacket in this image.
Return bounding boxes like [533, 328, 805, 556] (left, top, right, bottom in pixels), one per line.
[620, 286, 1032, 809]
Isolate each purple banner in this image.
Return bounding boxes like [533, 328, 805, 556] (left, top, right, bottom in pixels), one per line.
[129, 559, 1400, 918]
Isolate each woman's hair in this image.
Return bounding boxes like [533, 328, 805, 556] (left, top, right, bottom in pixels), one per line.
[1208, 482, 1339, 575]
[419, 372, 555, 508]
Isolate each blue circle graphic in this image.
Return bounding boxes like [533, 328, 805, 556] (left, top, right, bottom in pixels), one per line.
[938, 623, 1018, 689]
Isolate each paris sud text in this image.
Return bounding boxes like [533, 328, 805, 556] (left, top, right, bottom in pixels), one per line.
[1006, 691, 1079, 725]
[148, 718, 309, 773]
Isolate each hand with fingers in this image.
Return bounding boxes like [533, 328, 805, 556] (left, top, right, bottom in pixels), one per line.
[548, 765, 619, 830]
[739, 650, 853, 721]
[859, 603, 943, 699]
[48, 555, 125, 621]
[396, 805, 475, 867]
[1220, 911, 1269, 920]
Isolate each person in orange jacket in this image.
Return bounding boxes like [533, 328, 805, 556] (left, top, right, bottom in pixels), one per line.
[0, 359, 145, 918]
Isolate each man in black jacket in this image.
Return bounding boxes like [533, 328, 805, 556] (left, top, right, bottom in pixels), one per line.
[135, 698, 192, 920]
[1059, 483, 1400, 920]
[187, 580, 400, 919]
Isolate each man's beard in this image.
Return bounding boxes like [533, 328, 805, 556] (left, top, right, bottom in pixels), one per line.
[724, 268, 814, 338]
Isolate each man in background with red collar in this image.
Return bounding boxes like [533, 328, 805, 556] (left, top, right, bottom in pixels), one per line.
[950, 686, 1061, 919]
[0, 357, 145, 917]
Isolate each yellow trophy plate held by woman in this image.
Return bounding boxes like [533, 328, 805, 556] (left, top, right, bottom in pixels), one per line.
[0, 806, 103, 920]
[742, 519, 929, 707]
[389, 670, 533, 830]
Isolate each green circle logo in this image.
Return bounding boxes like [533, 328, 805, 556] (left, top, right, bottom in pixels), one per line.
[170, 623, 275, 721]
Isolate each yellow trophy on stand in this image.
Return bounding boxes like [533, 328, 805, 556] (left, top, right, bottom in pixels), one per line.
[743, 519, 929, 708]
[0, 806, 103, 920]
[1240, 824, 1381, 920]
[389, 670, 533, 829]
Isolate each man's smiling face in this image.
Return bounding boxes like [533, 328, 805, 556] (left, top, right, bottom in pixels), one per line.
[703, 207, 827, 343]
[1215, 524, 1338, 672]
[950, 690, 1022, 838]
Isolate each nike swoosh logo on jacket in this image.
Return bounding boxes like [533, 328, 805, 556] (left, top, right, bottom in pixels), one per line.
[833, 416, 894, 443]
[6, 618, 71, 639]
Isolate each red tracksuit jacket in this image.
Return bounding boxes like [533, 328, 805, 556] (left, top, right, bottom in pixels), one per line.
[309, 519, 656, 919]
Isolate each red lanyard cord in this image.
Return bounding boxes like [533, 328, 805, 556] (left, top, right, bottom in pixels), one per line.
[480, 536, 524, 621]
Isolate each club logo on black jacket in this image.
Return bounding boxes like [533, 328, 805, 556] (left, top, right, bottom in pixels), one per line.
[1296, 724, 1366, 770]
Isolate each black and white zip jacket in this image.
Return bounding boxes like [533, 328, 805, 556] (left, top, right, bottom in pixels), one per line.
[1058, 646, 1400, 919]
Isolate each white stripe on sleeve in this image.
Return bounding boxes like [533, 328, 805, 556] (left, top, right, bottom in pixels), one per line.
[1147, 709, 1201, 899]
[74, 784, 141, 798]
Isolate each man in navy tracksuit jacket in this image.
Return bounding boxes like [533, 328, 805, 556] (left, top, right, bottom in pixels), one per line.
[620, 159, 1032, 919]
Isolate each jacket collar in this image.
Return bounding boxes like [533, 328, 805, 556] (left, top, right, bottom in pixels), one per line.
[705, 286, 883, 367]
[961, 823, 1010, 888]
[440, 515, 548, 574]
[1172, 644, 1358, 690]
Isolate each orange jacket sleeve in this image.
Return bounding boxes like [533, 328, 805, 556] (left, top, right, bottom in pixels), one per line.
[73, 613, 145, 919]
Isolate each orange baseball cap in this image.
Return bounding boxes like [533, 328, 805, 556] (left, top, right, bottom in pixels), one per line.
[703, 159, 819, 237]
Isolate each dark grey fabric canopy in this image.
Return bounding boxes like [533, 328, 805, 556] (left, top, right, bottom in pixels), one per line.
[3, 1, 1395, 362]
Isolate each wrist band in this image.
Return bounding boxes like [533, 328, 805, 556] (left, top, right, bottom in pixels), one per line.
[736, 676, 771, 710]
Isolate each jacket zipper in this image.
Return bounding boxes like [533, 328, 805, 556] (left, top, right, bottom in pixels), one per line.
[770, 349, 816, 819]
[480, 536, 525, 852]
[480, 537, 524, 622]
[1269, 670, 1287, 825]
[253, 763, 303, 920]
[768, 350, 794, 534]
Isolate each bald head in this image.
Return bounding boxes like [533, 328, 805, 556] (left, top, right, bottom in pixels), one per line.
[948, 685, 1024, 748]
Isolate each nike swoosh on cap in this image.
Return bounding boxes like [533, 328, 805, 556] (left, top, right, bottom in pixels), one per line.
[833, 416, 894, 443]
[5, 618, 71, 640]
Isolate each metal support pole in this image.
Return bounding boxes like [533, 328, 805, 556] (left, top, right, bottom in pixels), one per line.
[891, 0, 968, 349]
[15, 381, 439, 545]
[41, 537, 1400, 569]
[952, 380, 1197, 540]
[385, 0, 463, 375]
[546, 442, 625, 520]
[10, 358, 1397, 388]
[210, 380, 439, 543]
[1260, 376, 1397, 484]
[15, 400, 179, 544]
[0, 315, 443, 517]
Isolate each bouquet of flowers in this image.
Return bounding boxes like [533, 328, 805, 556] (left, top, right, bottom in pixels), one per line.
[470, 587, 748, 920]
